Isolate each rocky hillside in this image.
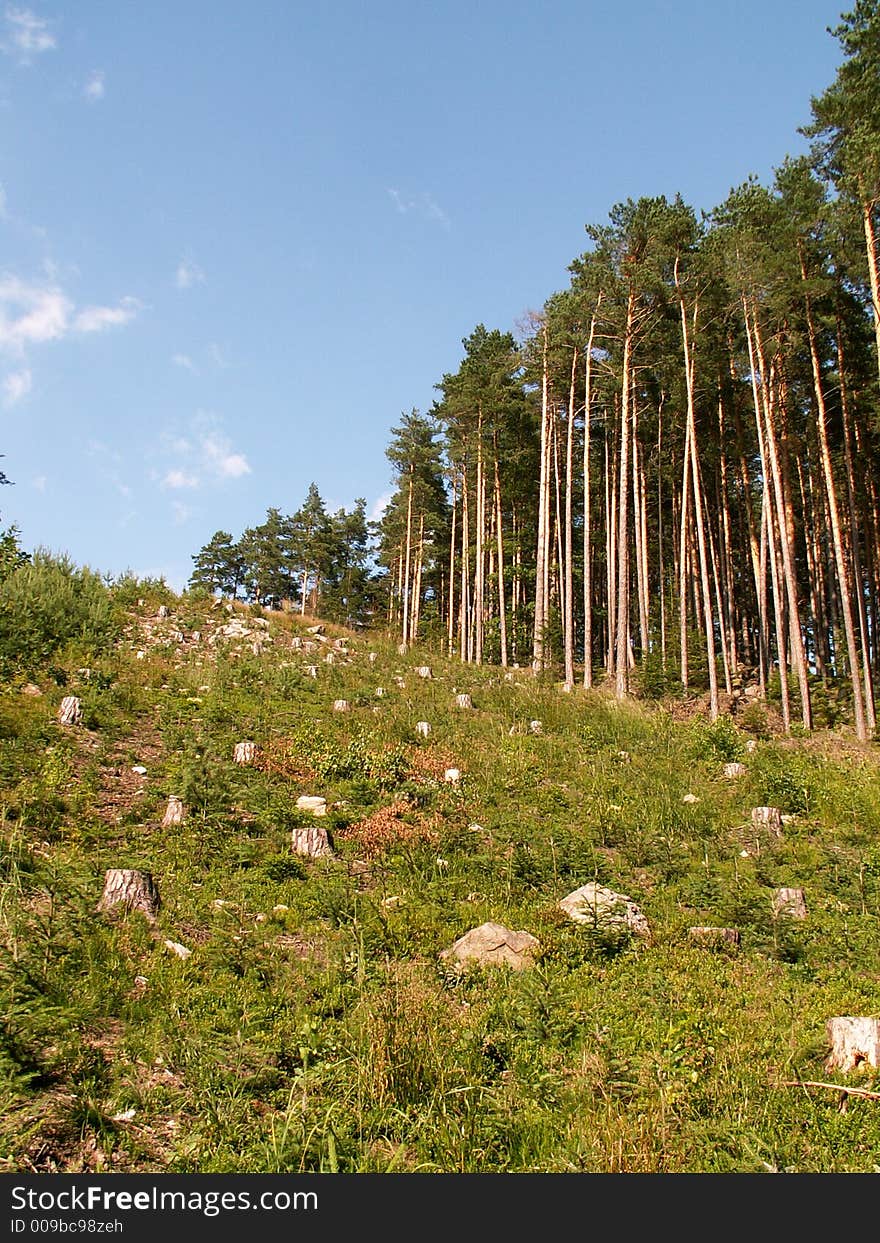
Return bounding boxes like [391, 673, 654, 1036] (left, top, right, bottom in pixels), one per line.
[2, 590, 879, 1172]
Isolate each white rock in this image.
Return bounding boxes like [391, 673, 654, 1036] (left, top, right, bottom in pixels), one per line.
[559, 882, 650, 938]
[444, 768, 461, 785]
[440, 922, 539, 971]
[368, 652, 378, 664]
[163, 940, 192, 960]
[296, 795, 328, 817]
[131, 765, 148, 776]
[529, 720, 543, 734]
[682, 793, 699, 804]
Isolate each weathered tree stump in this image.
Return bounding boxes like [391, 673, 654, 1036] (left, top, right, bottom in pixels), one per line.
[58, 696, 82, 725]
[233, 741, 257, 765]
[455, 693, 473, 709]
[291, 824, 333, 858]
[332, 699, 350, 713]
[397, 642, 408, 656]
[375, 686, 385, 697]
[751, 806, 783, 835]
[97, 869, 160, 922]
[324, 651, 335, 664]
[773, 887, 807, 920]
[157, 605, 169, 619]
[825, 1017, 880, 1072]
[368, 652, 378, 664]
[416, 666, 433, 679]
[723, 762, 747, 778]
[394, 676, 406, 689]
[161, 796, 185, 827]
[291, 636, 303, 649]
[416, 721, 431, 738]
[305, 665, 318, 678]
[688, 926, 740, 948]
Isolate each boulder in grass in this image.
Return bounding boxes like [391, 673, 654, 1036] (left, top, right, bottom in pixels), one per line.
[307, 625, 325, 636]
[444, 768, 461, 785]
[529, 720, 543, 735]
[22, 683, 42, 697]
[682, 793, 699, 804]
[440, 922, 539, 971]
[559, 882, 651, 939]
[163, 939, 192, 960]
[296, 795, 327, 817]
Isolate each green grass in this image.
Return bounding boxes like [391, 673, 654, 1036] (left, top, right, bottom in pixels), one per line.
[1, 592, 879, 1172]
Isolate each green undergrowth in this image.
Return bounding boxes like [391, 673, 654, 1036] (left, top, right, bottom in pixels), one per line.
[1, 588, 879, 1172]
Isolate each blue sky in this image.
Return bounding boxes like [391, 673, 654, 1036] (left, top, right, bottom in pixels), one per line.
[1, 1, 843, 589]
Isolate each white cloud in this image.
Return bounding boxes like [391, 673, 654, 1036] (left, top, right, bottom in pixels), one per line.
[202, 430, 250, 480]
[172, 352, 197, 373]
[3, 7, 56, 62]
[387, 188, 451, 230]
[175, 258, 205, 290]
[2, 365, 30, 404]
[0, 276, 71, 352]
[171, 501, 191, 525]
[74, 296, 140, 333]
[369, 492, 392, 523]
[84, 70, 105, 101]
[162, 468, 198, 489]
[0, 278, 139, 357]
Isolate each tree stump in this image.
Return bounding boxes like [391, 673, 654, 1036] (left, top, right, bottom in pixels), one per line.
[394, 676, 406, 688]
[397, 643, 408, 655]
[825, 1017, 880, 1072]
[332, 699, 349, 712]
[751, 806, 783, 835]
[455, 693, 473, 709]
[369, 652, 378, 664]
[324, 651, 335, 664]
[305, 665, 318, 678]
[529, 720, 543, 734]
[97, 869, 160, 922]
[161, 796, 185, 827]
[688, 926, 740, 948]
[723, 762, 747, 778]
[58, 696, 82, 725]
[292, 824, 333, 858]
[233, 741, 257, 765]
[416, 666, 433, 679]
[416, 721, 431, 738]
[157, 605, 169, 619]
[291, 636, 303, 649]
[375, 687, 385, 697]
[773, 887, 807, 920]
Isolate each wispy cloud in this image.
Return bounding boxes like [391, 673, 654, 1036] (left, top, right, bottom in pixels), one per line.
[0, 277, 140, 355]
[387, 188, 451, 231]
[175, 258, 205, 290]
[369, 492, 392, 523]
[158, 413, 251, 493]
[172, 352, 198, 374]
[171, 501, 191, 526]
[2, 6, 56, 63]
[2, 365, 30, 405]
[74, 296, 140, 334]
[208, 342, 228, 369]
[83, 70, 104, 101]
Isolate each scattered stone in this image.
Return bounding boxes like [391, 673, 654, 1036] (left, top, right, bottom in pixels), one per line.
[369, 652, 378, 664]
[161, 796, 185, 827]
[440, 922, 539, 971]
[723, 762, 748, 778]
[131, 765, 147, 775]
[825, 1017, 880, 1072]
[381, 895, 404, 909]
[616, 750, 631, 763]
[751, 806, 783, 835]
[444, 768, 461, 785]
[272, 904, 289, 915]
[58, 696, 82, 726]
[745, 739, 758, 753]
[291, 824, 333, 859]
[688, 926, 740, 948]
[559, 882, 651, 939]
[529, 720, 543, 734]
[416, 721, 431, 738]
[97, 869, 160, 922]
[307, 625, 325, 636]
[455, 693, 473, 710]
[22, 683, 42, 697]
[233, 741, 257, 765]
[135, 650, 146, 661]
[416, 666, 433, 679]
[163, 939, 192, 960]
[291, 636, 303, 649]
[296, 795, 327, 817]
[682, 793, 699, 804]
[332, 699, 350, 713]
[772, 887, 807, 920]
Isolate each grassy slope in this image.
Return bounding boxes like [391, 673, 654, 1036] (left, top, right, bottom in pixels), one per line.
[1, 593, 879, 1173]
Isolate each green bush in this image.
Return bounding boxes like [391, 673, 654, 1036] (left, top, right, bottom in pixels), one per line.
[0, 551, 118, 675]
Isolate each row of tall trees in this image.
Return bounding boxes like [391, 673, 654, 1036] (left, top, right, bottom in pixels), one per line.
[373, 3, 880, 737]
[189, 485, 371, 622]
